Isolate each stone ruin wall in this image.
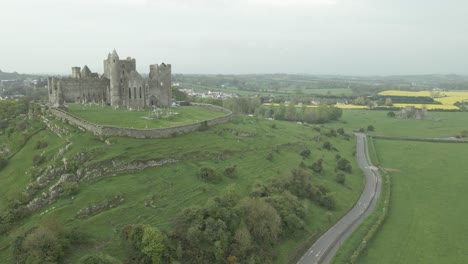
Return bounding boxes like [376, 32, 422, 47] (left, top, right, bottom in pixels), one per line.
[49, 103, 232, 138]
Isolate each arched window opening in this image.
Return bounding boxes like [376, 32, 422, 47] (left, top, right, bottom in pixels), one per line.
[129, 88, 131, 99]
[134, 87, 136, 100]
[139, 87, 142, 98]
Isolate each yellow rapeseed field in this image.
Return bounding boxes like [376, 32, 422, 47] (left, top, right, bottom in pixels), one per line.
[379, 90, 468, 109]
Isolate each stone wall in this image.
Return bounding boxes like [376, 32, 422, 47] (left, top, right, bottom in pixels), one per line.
[49, 104, 232, 138]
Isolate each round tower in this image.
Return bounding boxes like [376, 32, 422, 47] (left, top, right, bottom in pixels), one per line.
[108, 49, 121, 107]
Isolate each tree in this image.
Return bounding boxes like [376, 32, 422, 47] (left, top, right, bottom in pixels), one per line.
[141, 226, 165, 264]
[384, 98, 393, 106]
[240, 198, 282, 245]
[387, 111, 396, 118]
[367, 125, 374, 132]
[337, 128, 345, 135]
[354, 96, 366, 105]
[323, 141, 332, 150]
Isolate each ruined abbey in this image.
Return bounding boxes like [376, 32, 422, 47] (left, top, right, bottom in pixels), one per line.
[48, 49, 171, 109]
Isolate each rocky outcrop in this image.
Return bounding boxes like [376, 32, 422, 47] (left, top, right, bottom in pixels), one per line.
[76, 195, 125, 218]
[79, 158, 178, 181]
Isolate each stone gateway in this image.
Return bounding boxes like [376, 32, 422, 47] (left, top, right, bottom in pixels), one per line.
[48, 49, 171, 109]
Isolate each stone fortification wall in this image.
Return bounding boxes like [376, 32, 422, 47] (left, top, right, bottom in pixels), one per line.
[49, 104, 232, 138]
[59, 78, 110, 103]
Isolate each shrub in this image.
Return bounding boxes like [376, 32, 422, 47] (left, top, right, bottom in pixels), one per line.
[266, 153, 273, 161]
[62, 182, 79, 197]
[32, 154, 45, 166]
[336, 173, 346, 184]
[387, 111, 396, 118]
[308, 159, 323, 174]
[35, 140, 48, 149]
[320, 193, 336, 210]
[337, 128, 345, 135]
[198, 167, 222, 183]
[224, 165, 238, 178]
[337, 158, 352, 173]
[299, 149, 311, 158]
[79, 254, 120, 264]
[0, 157, 7, 171]
[367, 125, 375, 132]
[323, 141, 332, 150]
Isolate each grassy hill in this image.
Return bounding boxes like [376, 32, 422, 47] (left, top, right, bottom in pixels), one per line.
[0, 108, 364, 263]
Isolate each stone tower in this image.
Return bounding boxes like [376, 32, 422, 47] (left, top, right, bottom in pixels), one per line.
[104, 49, 121, 107]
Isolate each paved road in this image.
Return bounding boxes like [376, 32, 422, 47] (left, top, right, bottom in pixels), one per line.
[297, 133, 382, 264]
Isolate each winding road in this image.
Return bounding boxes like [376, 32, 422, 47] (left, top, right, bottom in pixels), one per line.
[297, 133, 382, 264]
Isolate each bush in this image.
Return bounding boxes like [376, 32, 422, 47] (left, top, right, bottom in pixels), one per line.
[198, 167, 222, 183]
[337, 128, 345, 135]
[308, 159, 323, 174]
[320, 193, 336, 210]
[336, 173, 346, 184]
[79, 253, 120, 264]
[224, 165, 238, 178]
[0, 157, 8, 171]
[266, 153, 273, 161]
[367, 125, 375, 132]
[35, 140, 48, 149]
[387, 111, 396, 118]
[32, 154, 45, 166]
[299, 149, 311, 158]
[62, 182, 79, 197]
[323, 141, 332, 150]
[337, 158, 352, 173]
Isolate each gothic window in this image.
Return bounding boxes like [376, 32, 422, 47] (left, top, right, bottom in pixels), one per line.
[134, 87, 136, 100]
[139, 87, 142, 98]
[129, 88, 131, 99]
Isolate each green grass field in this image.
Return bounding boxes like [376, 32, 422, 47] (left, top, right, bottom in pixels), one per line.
[0, 114, 365, 263]
[326, 110, 468, 137]
[358, 140, 468, 264]
[67, 104, 225, 128]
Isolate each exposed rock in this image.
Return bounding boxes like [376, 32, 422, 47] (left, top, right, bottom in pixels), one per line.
[27, 198, 47, 212]
[76, 195, 125, 218]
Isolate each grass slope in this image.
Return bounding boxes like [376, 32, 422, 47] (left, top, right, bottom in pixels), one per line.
[67, 104, 225, 128]
[0, 115, 364, 263]
[358, 140, 468, 264]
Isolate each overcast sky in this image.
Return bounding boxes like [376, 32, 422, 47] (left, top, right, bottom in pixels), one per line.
[1, 0, 467, 75]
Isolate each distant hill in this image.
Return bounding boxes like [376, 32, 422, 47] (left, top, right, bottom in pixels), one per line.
[0, 70, 41, 80]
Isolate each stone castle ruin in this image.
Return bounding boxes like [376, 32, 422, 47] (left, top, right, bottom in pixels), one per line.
[48, 49, 171, 109]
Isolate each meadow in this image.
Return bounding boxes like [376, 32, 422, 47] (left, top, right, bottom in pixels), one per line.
[0, 114, 364, 263]
[67, 104, 225, 128]
[358, 140, 468, 264]
[326, 110, 468, 138]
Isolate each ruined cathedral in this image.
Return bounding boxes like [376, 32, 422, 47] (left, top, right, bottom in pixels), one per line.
[48, 49, 172, 109]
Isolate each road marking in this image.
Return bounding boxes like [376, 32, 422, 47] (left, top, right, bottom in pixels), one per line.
[307, 250, 314, 256]
[316, 250, 321, 257]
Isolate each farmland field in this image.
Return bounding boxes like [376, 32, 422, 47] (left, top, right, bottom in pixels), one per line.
[67, 104, 225, 128]
[326, 110, 468, 138]
[379, 90, 468, 109]
[358, 140, 468, 264]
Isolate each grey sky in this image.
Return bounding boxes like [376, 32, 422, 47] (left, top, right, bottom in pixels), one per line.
[1, 0, 467, 75]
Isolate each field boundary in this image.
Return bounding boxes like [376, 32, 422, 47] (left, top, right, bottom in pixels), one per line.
[371, 134, 468, 143]
[49, 103, 232, 138]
